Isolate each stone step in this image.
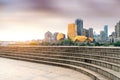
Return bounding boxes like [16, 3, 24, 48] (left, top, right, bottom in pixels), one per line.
[2, 50, 120, 59]
[1, 52, 120, 72]
[36, 51, 120, 64]
[6, 51, 120, 65]
[1, 47, 120, 58]
[1, 53, 120, 72]
[21, 53, 120, 72]
[28, 50, 120, 58]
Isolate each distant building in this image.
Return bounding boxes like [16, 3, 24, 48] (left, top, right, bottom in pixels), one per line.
[88, 28, 93, 38]
[67, 23, 77, 41]
[74, 36, 93, 42]
[104, 25, 108, 37]
[75, 19, 83, 35]
[93, 32, 101, 42]
[53, 32, 59, 41]
[109, 32, 115, 43]
[57, 33, 65, 41]
[44, 31, 53, 42]
[93, 32, 98, 42]
[82, 28, 93, 38]
[113, 21, 120, 42]
[82, 28, 89, 37]
[100, 31, 106, 42]
[95, 35, 101, 42]
[104, 25, 108, 41]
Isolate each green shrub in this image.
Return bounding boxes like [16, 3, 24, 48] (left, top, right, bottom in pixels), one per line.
[114, 41, 120, 46]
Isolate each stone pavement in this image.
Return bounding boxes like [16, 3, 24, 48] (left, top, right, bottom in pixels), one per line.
[0, 58, 92, 80]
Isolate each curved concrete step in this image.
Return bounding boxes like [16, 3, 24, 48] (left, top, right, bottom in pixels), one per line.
[34, 51, 120, 64]
[1, 52, 120, 72]
[27, 51, 120, 64]
[24, 53, 120, 72]
[1, 47, 120, 58]
[7, 51, 119, 65]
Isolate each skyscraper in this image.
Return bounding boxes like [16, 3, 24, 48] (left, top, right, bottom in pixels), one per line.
[67, 23, 77, 41]
[109, 32, 115, 43]
[100, 31, 106, 42]
[114, 21, 120, 42]
[115, 21, 120, 38]
[104, 25, 108, 38]
[75, 19, 83, 35]
[88, 28, 93, 38]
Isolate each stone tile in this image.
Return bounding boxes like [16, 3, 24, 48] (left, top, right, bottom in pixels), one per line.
[0, 58, 92, 80]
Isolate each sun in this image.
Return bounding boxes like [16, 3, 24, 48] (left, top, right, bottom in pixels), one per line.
[0, 32, 43, 41]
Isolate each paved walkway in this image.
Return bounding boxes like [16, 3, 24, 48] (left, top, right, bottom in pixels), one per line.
[0, 58, 92, 80]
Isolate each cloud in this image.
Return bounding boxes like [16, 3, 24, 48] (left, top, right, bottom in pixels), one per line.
[1, 0, 120, 18]
[0, 0, 120, 40]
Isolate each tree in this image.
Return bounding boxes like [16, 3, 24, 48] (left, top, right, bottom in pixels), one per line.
[86, 42, 94, 46]
[114, 41, 120, 46]
[95, 42, 101, 46]
[103, 43, 110, 46]
[60, 39, 74, 46]
[79, 43, 86, 46]
[41, 41, 50, 46]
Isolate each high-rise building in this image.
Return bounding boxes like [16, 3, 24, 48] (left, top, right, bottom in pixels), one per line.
[104, 25, 108, 37]
[67, 23, 77, 41]
[109, 32, 115, 43]
[114, 21, 120, 42]
[104, 25, 108, 41]
[115, 21, 120, 38]
[88, 28, 93, 38]
[100, 31, 106, 42]
[75, 19, 83, 35]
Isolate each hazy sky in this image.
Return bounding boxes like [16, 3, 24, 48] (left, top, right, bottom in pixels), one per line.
[0, 0, 120, 41]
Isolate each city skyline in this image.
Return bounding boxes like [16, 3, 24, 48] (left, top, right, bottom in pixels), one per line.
[0, 0, 120, 41]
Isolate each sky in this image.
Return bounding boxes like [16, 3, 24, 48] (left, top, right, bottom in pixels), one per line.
[0, 0, 120, 41]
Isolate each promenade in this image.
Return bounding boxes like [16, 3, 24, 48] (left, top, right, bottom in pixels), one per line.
[0, 58, 92, 80]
